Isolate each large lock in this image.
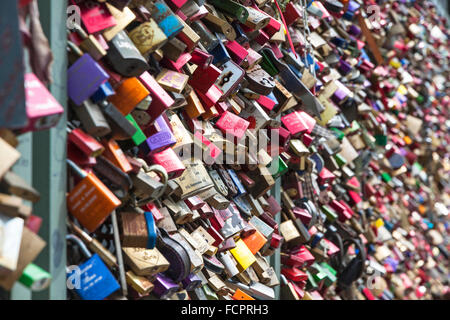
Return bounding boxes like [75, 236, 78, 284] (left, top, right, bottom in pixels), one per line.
[66, 160, 121, 232]
[104, 30, 150, 77]
[67, 41, 110, 106]
[66, 234, 120, 300]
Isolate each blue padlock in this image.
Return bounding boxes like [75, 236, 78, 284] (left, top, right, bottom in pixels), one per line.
[66, 235, 120, 300]
[91, 81, 115, 103]
[209, 34, 231, 66]
[227, 168, 247, 196]
[152, 1, 184, 39]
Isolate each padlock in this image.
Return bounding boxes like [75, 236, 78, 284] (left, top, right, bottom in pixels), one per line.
[0, 213, 24, 274]
[138, 71, 175, 124]
[74, 0, 117, 34]
[128, 19, 168, 56]
[66, 234, 120, 300]
[108, 77, 150, 116]
[20, 73, 64, 132]
[66, 160, 121, 232]
[69, 221, 117, 269]
[67, 41, 110, 106]
[99, 101, 137, 140]
[0, 171, 40, 203]
[67, 123, 105, 158]
[209, 0, 249, 23]
[103, 3, 136, 41]
[190, 20, 219, 52]
[72, 99, 112, 138]
[104, 30, 150, 77]
[71, 23, 107, 61]
[151, 1, 184, 39]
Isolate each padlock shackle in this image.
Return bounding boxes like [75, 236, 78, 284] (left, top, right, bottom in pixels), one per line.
[67, 40, 84, 58]
[67, 159, 88, 179]
[66, 234, 92, 259]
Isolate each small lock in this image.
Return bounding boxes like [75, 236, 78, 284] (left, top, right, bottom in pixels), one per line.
[66, 234, 120, 300]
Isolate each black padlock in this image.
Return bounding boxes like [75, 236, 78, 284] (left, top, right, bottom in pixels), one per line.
[104, 30, 150, 77]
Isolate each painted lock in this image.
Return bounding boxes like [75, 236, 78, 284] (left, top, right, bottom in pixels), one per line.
[66, 160, 121, 233]
[22, 73, 64, 133]
[66, 234, 119, 300]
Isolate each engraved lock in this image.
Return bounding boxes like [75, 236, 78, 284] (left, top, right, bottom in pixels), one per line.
[140, 115, 176, 156]
[122, 246, 170, 277]
[215, 111, 249, 143]
[156, 69, 190, 94]
[150, 147, 186, 179]
[66, 234, 120, 300]
[128, 19, 168, 56]
[67, 41, 110, 106]
[104, 30, 150, 77]
[66, 160, 121, 232]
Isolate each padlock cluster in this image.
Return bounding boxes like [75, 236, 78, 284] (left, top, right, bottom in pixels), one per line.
[65, 0, 449, 300]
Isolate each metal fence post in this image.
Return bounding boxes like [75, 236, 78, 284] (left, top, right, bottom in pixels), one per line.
[31, 0, 68, 300]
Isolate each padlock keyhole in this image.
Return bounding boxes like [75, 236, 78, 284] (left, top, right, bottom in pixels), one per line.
[219, 71, 233, 86]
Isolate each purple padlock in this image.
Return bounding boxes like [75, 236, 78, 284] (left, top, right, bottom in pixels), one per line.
[68, 53, 109, 106]
[348, 25, 361, 37]
[331, 87, 348, 105]
[139, 115, 176, 156]
[181, 273, 203, 291]
[152, 273, 180, 299]
[384, 257, 399, 273]
[338, 59, 352, 75]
